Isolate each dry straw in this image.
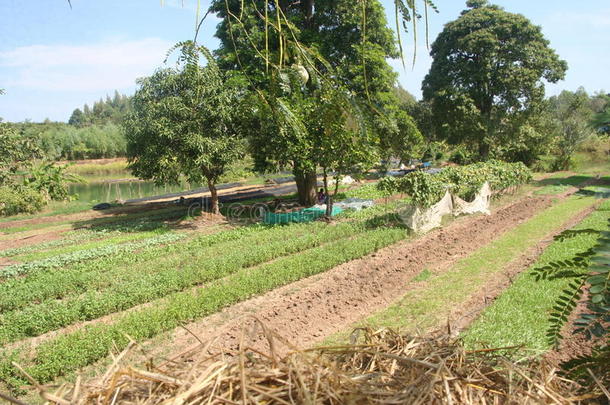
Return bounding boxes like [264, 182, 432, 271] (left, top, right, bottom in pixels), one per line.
[10, 320, 608, 404]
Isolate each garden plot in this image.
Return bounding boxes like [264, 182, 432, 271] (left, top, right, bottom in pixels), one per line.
[0, 168, 601, 399]
[157, 193, 592, 361]
[0, 195, 410, 390]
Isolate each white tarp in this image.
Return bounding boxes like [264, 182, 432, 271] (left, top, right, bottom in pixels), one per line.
[452, 182, 492, 216]
[334, 198, 375, 211]
[398, 182, 492, 233]
[341, 175, 356, 185]
[399, 190, 453, 233]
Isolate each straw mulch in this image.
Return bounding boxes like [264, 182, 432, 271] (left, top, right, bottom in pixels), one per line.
[17, 322, 609, 405]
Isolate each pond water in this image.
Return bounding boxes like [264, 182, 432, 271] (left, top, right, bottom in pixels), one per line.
[69, 179, 204, 203]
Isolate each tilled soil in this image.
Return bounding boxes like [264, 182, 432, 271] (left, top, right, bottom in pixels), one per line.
[545, 289, 608, 367]
[158, 193, 582, 363]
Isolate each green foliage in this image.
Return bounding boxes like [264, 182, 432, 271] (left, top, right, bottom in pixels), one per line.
[590, 93, 610, 135]
[0, 233, 185, 280]
[65, 160, 128, 176]
[0, 230, 104, 258]
[492, 101, 558, 166]
[422, 1, 567, 160]
[124, 41, 244, 213]
[0, 185, 46, 216]
[532, 217, 610, 346]
[381, 87, 425, 163]
[420, 141, 448, 162]
[0, 226, 260, 314]
[548, 88, 596, 170]
[212, 0, 420, 205]
[0, 121, 41, 185]
[341, 183, 388, 200]
[578, 135, 610, 163]
[405, 101, 438, 143]
[0, 121, 63, 215]
[443, 160, 532, 199]
[560, 345, 610, 383]
[23, 162, 82, 201]
[10, 121, 127, 160]
[68, 91, 132, 127]
[0, 225, 406, 387]
[448, 146, 473, 165]
[0, 222, 368, 344]
[377, 160, 532, 207]
[393, 170, 446, 207]
[461, 196, 604, 352]
[36, 123, 126, 160]
[350, 193, 598, 344]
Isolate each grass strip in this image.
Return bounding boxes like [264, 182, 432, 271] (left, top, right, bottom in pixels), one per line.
[0, 221, 364, 344]
[462, 199, 610, 352]
[0, 201, 94, 224]
[324, 195, 599, 344]
[0, 227, 405, 387]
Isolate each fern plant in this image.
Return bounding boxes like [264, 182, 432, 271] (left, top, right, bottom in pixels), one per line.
[531, 217, 610, 387]
[532, 220, 610, 346]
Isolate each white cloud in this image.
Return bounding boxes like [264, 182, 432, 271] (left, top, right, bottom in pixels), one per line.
[0, 38, 173, 92]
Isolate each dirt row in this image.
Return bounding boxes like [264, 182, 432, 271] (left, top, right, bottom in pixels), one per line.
[150, 191, 590, 365]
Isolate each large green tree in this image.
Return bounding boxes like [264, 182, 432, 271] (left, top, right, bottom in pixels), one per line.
[422, 0, 567, 160]
[211, 0, 421, 205]
[124, 42, 244, 214]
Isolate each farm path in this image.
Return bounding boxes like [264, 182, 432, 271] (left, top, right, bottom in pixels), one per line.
[151, 190, 584, 365]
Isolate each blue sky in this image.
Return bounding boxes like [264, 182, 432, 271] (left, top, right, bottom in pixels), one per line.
[0, 0, 609, 122]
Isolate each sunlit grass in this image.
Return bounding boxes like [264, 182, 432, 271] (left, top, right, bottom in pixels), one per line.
[462, 199, 610, 352]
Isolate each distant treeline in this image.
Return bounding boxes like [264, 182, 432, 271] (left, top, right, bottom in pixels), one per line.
[12, 122, 126, 160]
[11, 91, 131, 161]
[68, 91, 132, 127]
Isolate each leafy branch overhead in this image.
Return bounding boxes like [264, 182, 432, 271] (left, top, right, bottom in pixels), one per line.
[210, 0, 425, 205]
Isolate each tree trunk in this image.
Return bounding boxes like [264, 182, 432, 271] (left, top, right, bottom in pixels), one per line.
[333, 175, 341, 196]
[294, 169, 317, 206]
[480, 97, 493, 161]
[323, 167, 332, 216]
[206, 178, 220, 215]
[478, 141, 490, 161]
[301, 0, 314, 28]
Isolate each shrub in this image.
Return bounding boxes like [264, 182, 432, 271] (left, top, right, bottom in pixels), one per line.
[24, 162, 82, 202]
[448, 146, 473, 165]
[0, 186, 46, 216]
